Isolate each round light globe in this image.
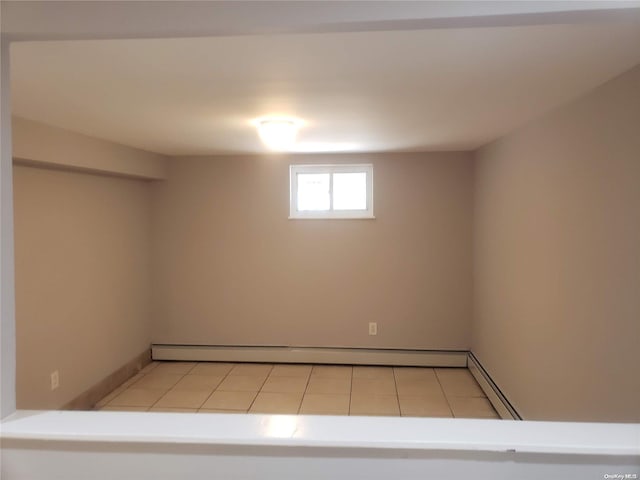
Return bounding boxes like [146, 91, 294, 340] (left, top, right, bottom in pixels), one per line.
[257, 118, 301, 151]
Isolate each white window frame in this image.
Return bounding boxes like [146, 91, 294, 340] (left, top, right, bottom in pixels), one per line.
[289, 164, 374, 219]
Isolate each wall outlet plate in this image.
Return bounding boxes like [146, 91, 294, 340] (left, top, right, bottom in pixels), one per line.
[369, 322, 378, 335]
[50, 370, 59, 390]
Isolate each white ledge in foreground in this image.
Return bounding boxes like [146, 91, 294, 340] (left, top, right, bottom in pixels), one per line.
[1, 410, 638, 457]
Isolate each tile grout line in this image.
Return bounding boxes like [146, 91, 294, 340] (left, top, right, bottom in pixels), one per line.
[347, 365, 353, 416]
[198, 362, 237, 410]
[183, 362, 198, 375]
[436, 369, 498, 418]
[150, 362, 200, 409]
[98, 362, 160, 409]
[105, 361, 181, 409]
[297, 365, 314, 415]
[153, 361, 230, 411]
[259, 365, 313, 414]
[147, 365, 191, 410]
[191, 364, 232, 411]
[391, 366, 401, 416]
[258, 365, 308, 414]
[433, 368, 456, 418]
[246, 364, 274, 413]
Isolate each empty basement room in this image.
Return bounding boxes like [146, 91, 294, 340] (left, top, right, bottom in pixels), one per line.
[1, 1, 639, 478]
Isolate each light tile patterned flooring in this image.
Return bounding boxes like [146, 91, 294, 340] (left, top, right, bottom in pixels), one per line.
[96, 362, 499, 418]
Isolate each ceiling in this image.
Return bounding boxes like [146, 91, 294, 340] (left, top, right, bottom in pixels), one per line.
[7, 3, 640, 155]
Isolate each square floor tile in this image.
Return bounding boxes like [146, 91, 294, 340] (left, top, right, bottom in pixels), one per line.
[393, 367, 437, 382]
[350, 394, 399, 416]
[153, 362, 197, 374]
[217, 375, 266, 392]
[108, 388, 166, 407]
[306, 376, 351, 394]
[153, 388, 212, 409]
[201, 390, 257, 410]
[270, 364, 312, 377]
[448, 397, 499, 419]
[352, 366, 394, 379]
[398, 395, 452, 417]
[121, 372, 146, 388]
[299, 394, 350, 415]
[96, 385, 128, 407]
[395, 377, 443, 397]
[189, 362, 235, 376]
[228, 363, 273, 377]
[139, 362, 160, 374]
[311, 365, 352, 379]
[435, 368, 485, 397]
[131, 372, 184, 390]
[261, 375, 309, 393]
[172, 374, 225, 391]
[351, 377, 397, 395]
[249, 392, 303, 414]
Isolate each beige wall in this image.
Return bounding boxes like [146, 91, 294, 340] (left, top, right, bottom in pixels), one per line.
[14, 165, 153, 409]
[152, 152, 473, 350]
[472, 65, 640, 422]
[13, 116, 168, 180]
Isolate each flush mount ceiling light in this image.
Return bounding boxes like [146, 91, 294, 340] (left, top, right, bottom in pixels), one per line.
[254, 117, 303, 151]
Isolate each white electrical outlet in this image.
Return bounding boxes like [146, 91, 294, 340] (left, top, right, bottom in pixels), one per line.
[50, 370, 59, 391]
[369, 322, 378, 335]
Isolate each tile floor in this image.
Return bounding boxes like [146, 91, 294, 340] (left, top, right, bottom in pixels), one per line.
[95, 362, 499, 418]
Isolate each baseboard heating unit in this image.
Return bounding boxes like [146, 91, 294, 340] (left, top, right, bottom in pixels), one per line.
[152, 344, 468, 367]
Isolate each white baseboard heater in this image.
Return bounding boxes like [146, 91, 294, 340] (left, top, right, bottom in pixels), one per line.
[152, 344, 468, 367]
[467, 352, 521, 420]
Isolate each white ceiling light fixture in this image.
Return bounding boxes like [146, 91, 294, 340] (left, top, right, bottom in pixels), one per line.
[255, 117, 303, 151]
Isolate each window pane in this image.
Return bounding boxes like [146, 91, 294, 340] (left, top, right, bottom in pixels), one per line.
[333, 172, 367, 210]
[297, 173, 330, 211]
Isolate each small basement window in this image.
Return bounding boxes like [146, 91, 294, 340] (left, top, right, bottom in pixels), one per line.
[289, 164, 374, 219]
